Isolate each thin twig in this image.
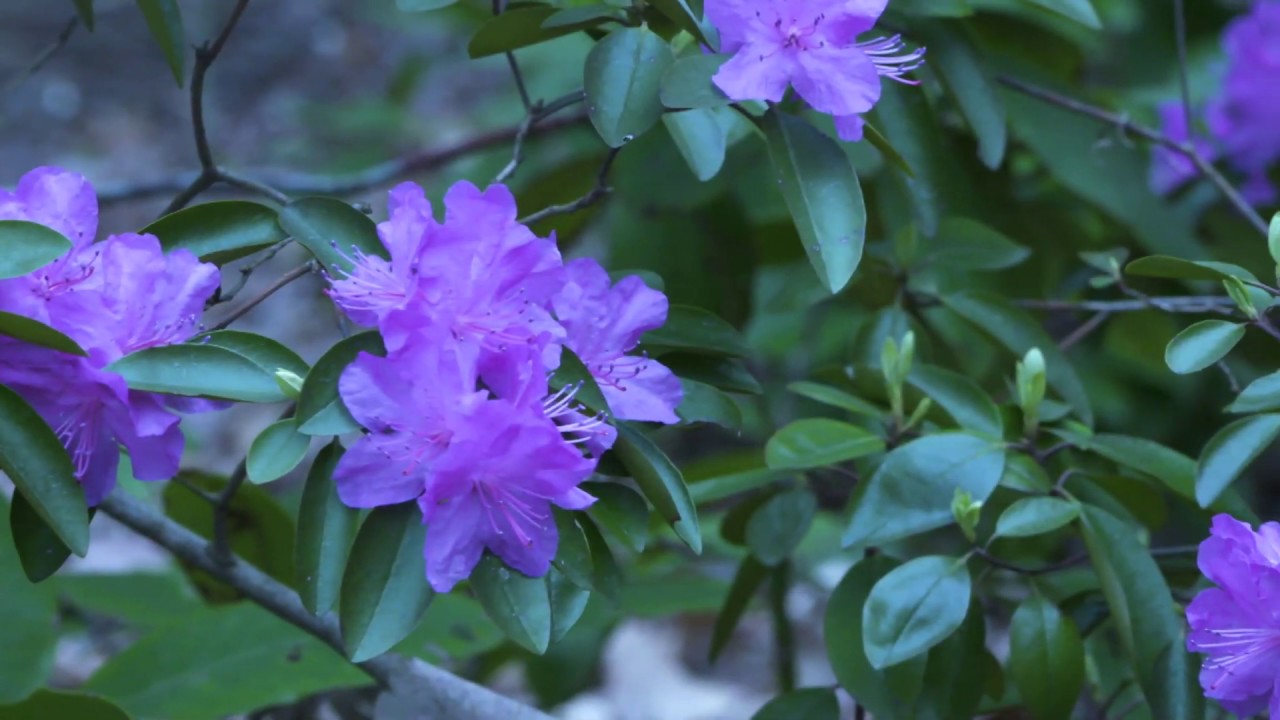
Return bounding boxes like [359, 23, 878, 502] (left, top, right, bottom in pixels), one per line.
[998, 75, 1270, 237]
[208, 239, 293, 307]
[975, 547, 1088, 575]
[505, 52, 532, 111]
[1058, 310, 1111, 351]
[518, 147, 622, 225]
[769, 562, 796, 694]
[209, 262, 315, 332]
[1217, 360, 1242, 394]
[1016, 295, 1236, 313]
[5, 17, 78, 95]
[209, 459, 248, 567]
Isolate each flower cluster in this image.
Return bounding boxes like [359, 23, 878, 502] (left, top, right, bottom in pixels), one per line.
[1151, 1, 1280, 203]
[1186, 514, 1280, 716]
[326, 180, 682, 592]
[705, 0, 926, 141]
[0, 167, 220, 504]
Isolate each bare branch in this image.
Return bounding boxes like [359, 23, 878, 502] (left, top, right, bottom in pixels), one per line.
[1057, 310, 1110, 351]
[209, 261, 315, 332]
[518, 146, 622, 225]
[209, 458, 249, 567]
[1016, 295, 1236, 313]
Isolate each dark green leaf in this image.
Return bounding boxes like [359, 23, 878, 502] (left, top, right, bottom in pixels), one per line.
[1021, 0, 1101, 27]
[278, 197, 385, 276]
[1164, 320, 1245, 374]
[1000, 452, 1053, 493]
[11, 490, 91, 582]
[762, 109, 866, 293]
[709, 555, 768, 662]
[911, 602, 987, 720]
[1196, 414, 1280, 507]
[659, 53, 732, 109]
[663, 109, 728, 181]
[72, 0, 95, 30]
[339, 503, 433, 662]
[0, 495, 57, 704]
[0, 311, 85, 355]
[0, 220, 71, 279]
[642, 304, 747, 356]
[297, 332, 386, 435]
[582, 481, 650, 553]
[552, 509, 595, 591]
[613, 422, 701, 553]
[295, 441, 357, 616]
[663, 354, 762, 394]
[995, 497, 1079, 538]
[543, 5, 627, 29]
[1125, 255, 1251, 282]
[863, 555, 971, 669]
[676, 378, 743, 428]
[1087, 433, 1254, 519]
[745, 488, 817, 565]
[468, 6, 603, 58]
[765, 419, 884, 470]
[584, 27, 674, 147]
[396, 0, 456, 9]
[393, 592, 505, 661]
[787, 381, 882, 417]
[547, 568, 590, 644]
[0, 385, 88, 556]
[578, 514, 622, 602]
[844, 433, 1005, 549]
[549, 347, 611, 416]
[107, 344, 286, 403]
[942, 290, 1092, 425]
[751, 688, 839, 720]
[0, 690, 128, 720]
[927, 217, 1029, 270]
[1008, 596, 1084, 720]
[52, 572, 200, 630]
[906, 364, 1003, 437]
[83, 603, 366, 719]
[134, 0, 185, 85]
[646, 0, 712, 46]
[143, 201, 286, 264]
[246, 419, 311, 485]
[915, 26, 1005, 168]
[470, 553, 553, 654]
[1227, 370, 1280, 413]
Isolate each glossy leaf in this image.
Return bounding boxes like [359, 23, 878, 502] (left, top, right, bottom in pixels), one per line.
[0, 690, 128, 720]
[296, 332, 386, 435]
[1086, 433, 1253, 519]
[676, 378, 743, 428]
[106, 344, 286, 403]
[663, 109, 728, 181]
[584, 27, 674, 148]
[751, 688, 839, 720]
[863, 555, 972, 669]
[295, 442, 357, 615]
[197, 330, 310, 379]
[927, 217, 1029, 270]
[470, 554, 553, 654]
[579, 514, 622, 602]
[1196, 414, 1280, 507]
[468, 6, 603, 58]
[1227, 370, 1280, 413]
[613, 422, 701, 553]
[745, 488, 817, 566]
[547, 567, 590, 644]
[762, 108, 866, 293]
[1008, 596, 1084, 720]
[134, 0, 185, 85]
[786, 381, 882, 417]
[995, 497, 1079, 538]
[582, 481, 650, 553]
[278, 196, 385, 276]
[339, 503, 433, 662]
[1164, 320, 1246, 374]
[143, 201, 286, 264]
[0, 385, 88, 556]
[0, 495, 57, 704]
[709, 555, 768, 662]
[246, 419, 311, 485]
[1125, 255, 1252, 282]
[10, 490, 91, 583]
[906, 364, 1003, 437]
[765, 419, 885, 470]
[659, 53, 732, 109]
[0, 311, 85, 355]
[642, 304, 747, 357]
[0, 220, 71, 279]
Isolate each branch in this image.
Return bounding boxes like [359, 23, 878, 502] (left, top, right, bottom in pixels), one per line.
[97, 492, 553, 720]
[518, 146, 621, 225]
[997, 75, 1270, 237]
[209, 459, 248, 567]
[1016, 295, 1236, 313]
[4, 16, 78, 95]
[209, 261, 315, 332]
[100, 112, 589, 205]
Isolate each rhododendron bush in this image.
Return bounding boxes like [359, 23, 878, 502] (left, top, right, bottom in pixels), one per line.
[2, 0, 1280, 718]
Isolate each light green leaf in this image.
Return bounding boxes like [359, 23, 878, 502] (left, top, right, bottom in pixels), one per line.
[676, 378, 743, 428]
[0, 220, 71, 279]
[1196, 414, 1280, 507]
[134, 0, 185, 85]
[245, 419, 310, 485]
[584, 27, 674, 147]
[659, 53, 732, 109]
[278, 197, 385, 276]
[786, 381, 883, 417]
[1008, 596, 1085, 720]
[547, 567, 590, 644]
[0, 385, 88, 556]
[663, 108, 728, 181]
[1087, 433, 1254, 520]
[1227, 370, 1280, 413]
[339, 503, 433, 662]
[995, 497, 1079, 538]
[1164, 320, 1246, 374]
[765, 419, 885, 470]
[1021, 0, 1101, 27]
[107, 344, 286, 403]
[745, 488, 818, 566]
[295, 441, 358, 615]
[863, 555, 972, 669]
[143, 201, 286, 264]
[196, 330, 309, 379]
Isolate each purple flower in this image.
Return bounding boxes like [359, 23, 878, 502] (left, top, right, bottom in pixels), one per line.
[1149, 102, 1219, 196]
[1186, 514, 1280, 716]
[1208, 0, 1280, 204]
[705, 0, 925, 141]
[0, 167, 220, 505]
[553, 259, 682, 424]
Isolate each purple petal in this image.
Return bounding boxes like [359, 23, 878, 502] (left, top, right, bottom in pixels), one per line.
[793, 45, 882, 116]
[420, 495, 487, 593]
[713, 44, 795, 103]
[601, 357, 683, 425]
[333, 436, 426, 508]
[0, 166, 98, 249]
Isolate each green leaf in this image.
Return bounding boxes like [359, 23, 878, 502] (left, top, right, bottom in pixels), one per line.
[547, 567, 591, 644]
[663, 354, 762, 394]
[11, 490, 91, 582]
[0, 495, 57, 704]
[888, 0, 972, 16]
[1196, 414, 1280, 507]
[1078, 505, 1203, 720]
[196, 330, 310, 379]
[765, 419, 885, 470]
[825, 556, 925, 718]
[51, 571, 201, 630]
[1008, 596, 1084, 720]
[297, 332, 386, 435]
[582, 481, 650, 553]
[339, 503, 433, 662]
[107, 344, 287, 403]
[906, 364, 1003, 438]
[393, 592, 505, 661]
[470, 554, 553, 654]
[745, 488, 817, 566]
[646, 0, 713, 47]
[579, 515, 623, 602]
[1021, 0, 1101, 27]
[396, 0, 456, 9]
[613, 422, 701, 553]
[1000, 452, 1053, 493]
[295, 441, 357, 616]
[1125, 255, 1253, 282]
[676, 378, 743, 428]
[143, 201, 287, 264]
[942, 290, 1092, 425]
[751, 688, 839, 720]
[844, 433, 1005, 549]
[1164, 320, 1246, 374]
[468, 6, 603, 58]
[278, 196, 385, 276]
[642, 304, 747, 357]
[1227, 370, 1280, 413]
[83, 603, 367, 719]
[787, 381, 882, 417]
[1087, 433, 1254, 519]
[0, 690, 128, 720]
[663, 109, 728, 181]
[927, 217, 1029, 270]
[0, 385, 88, 556]
[551, 509, 595, 592]
[915, 26, 1005, 169]
[911, 602, 988, 719]
[994, 497, 1080, 538]
[709, 555, 768, 662]
[0, 220, 71, 279]
[72, 0, 96, 30]
[246, 419, 311, 485]
[584, 27, 674, 148]
[863, 555, 972, 669]
[0, 311, 86, 355]
[544, 5, 628, 29]
[762, 109, 866, 293]
[134, 0, 185, 85]
[659, 53, 732, 109]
